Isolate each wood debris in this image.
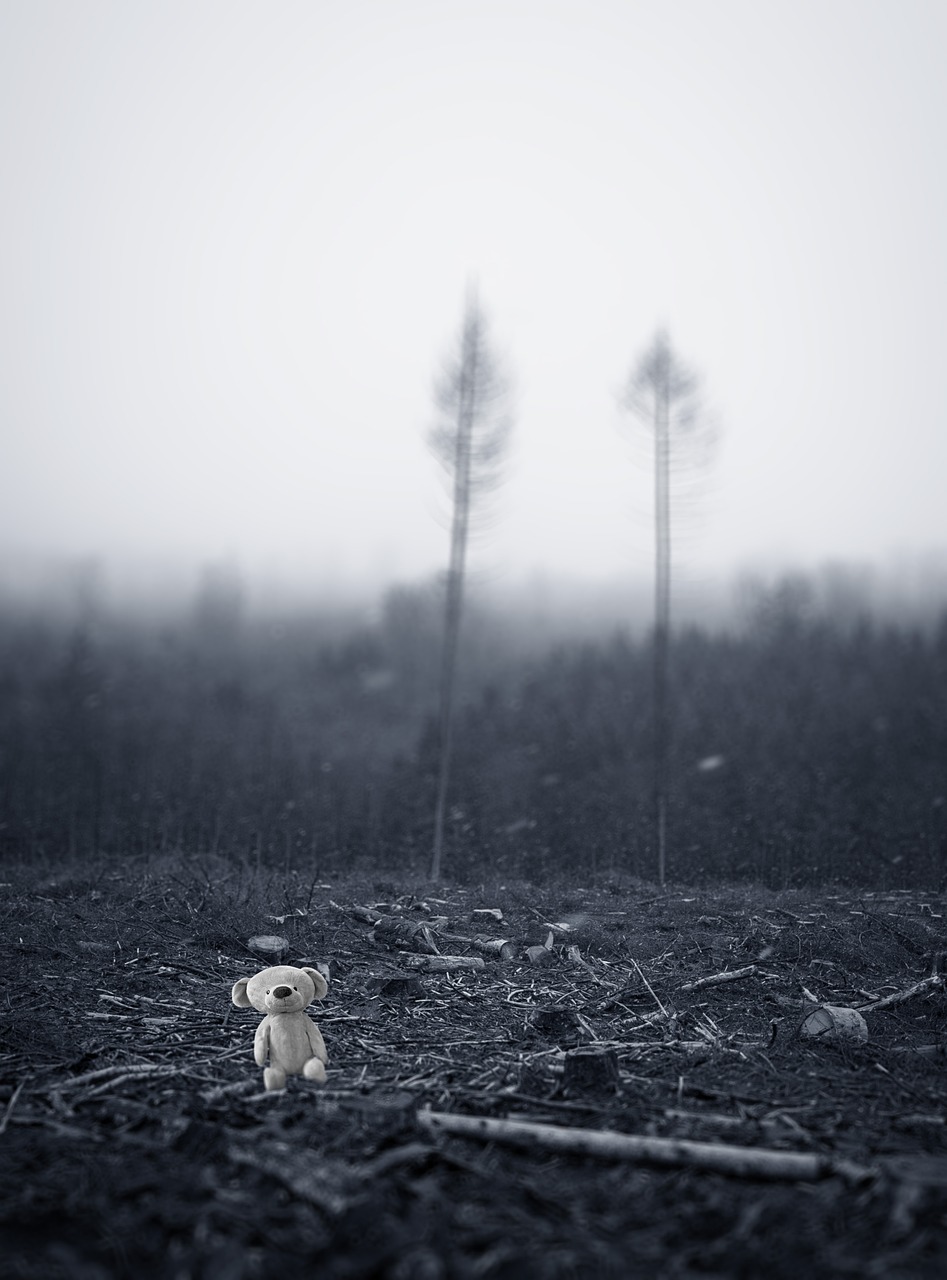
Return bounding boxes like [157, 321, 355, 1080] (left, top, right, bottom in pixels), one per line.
[417, 1109, 874, 1184]
[679, 964, 761, 993]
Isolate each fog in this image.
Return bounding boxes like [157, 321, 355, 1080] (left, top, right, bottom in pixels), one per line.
[2, 1, 945, 604]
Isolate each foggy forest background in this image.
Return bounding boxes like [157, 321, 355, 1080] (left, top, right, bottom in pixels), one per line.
[1, 553, 945, 890]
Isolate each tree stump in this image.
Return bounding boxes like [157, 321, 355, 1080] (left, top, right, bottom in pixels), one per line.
[563, 1047, 620, 1095]
[247, 935, 290, 964]
[369, 973, 424, 1000]
[529, 1007, 581, 1043]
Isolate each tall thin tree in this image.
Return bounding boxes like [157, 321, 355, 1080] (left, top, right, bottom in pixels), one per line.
[428, 285, 511, 880]
[621, 328, 709, 885]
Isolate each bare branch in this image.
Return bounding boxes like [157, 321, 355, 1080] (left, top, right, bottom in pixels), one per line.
[417, 1110, 873, 1183]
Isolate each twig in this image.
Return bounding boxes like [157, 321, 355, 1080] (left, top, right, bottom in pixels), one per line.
[0, 1079, 26, 1136]
[629, 958, 668, 1017]
[417, 1109, 874, 1184]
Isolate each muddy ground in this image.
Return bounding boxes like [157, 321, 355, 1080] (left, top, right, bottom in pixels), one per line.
[1, 857, 946, 1278]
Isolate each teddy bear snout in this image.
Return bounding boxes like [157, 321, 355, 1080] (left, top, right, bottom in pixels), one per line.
[272, 985, 293, 999]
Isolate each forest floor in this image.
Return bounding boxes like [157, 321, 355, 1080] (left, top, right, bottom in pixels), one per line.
[1, 855, 946, 1278]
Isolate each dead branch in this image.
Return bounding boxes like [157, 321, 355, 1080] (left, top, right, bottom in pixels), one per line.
[0, 1079, 26, 1136]
[401, 954, 485, 972]
[679, 965, 760, 993]
[856, 975, 944, 1012]
[417, 1109, 874, 1184]
[53, 1062, 177, 1091]
[629, 958, 668, 1016]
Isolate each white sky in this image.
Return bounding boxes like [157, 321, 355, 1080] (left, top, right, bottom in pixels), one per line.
[1, 0, 945, 600]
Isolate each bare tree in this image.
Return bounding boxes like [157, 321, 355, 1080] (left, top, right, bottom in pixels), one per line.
[428, 284, 511, 880]
[621, 328, 711, 885]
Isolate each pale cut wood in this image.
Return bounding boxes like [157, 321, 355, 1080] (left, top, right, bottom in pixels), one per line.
[247, 935, 290, 961]
[417, 1109, 874, 1184]
[473, 937, 515, 960]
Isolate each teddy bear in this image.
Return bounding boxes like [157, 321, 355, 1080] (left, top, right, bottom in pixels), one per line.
[231, 964, 329, 1091]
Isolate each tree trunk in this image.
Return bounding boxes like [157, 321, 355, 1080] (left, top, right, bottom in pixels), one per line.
[431, 312, 477, 881]
[653, 375, 671, 886]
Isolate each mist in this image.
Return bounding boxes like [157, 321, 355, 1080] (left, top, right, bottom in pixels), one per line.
[2, 1, 945, 593]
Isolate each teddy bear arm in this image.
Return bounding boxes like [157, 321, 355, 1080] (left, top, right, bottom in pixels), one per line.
[305, 1017, 328, 1064]
[254, 1018, 270, 1067]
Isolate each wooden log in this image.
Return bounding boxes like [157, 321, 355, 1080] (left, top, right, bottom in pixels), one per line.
[348, 904, 383, 924]
[416, 1109, 874, 1184]
[435, 932, 515, 960]
[401, 954, 484, 973]
[373, 915, 439, 955]
[473, 937, 515, 961]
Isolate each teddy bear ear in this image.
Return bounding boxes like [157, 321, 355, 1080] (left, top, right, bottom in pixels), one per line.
[300, 967, 328, 1001]
[231, 977, 253, 1008]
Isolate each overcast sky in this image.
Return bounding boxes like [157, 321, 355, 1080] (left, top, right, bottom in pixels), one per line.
[1, 0, 945, 601]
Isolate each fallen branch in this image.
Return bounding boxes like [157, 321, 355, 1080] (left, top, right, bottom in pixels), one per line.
[417, 1109, 873, 1184]
[629, 958, 668, 1017]
[401, 954, 485, 973]
[53, 1062, 177, 1091]
[679, 965, 760, 993]
[0, 1079, 26, 1136]
[856, 974, 944, 1013]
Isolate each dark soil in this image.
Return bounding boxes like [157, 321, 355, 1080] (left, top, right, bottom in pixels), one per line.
[1, 856, 946, 1278]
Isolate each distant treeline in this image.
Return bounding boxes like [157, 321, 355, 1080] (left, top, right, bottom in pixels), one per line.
[0, 574, 945, 887]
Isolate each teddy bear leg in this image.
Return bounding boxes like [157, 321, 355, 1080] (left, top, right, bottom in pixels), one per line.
[303, 1057, 327, 1083]
[263, 1065, 287, 1091]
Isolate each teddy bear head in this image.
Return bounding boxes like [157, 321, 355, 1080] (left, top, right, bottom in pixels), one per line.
[231, 964, 328, 1015]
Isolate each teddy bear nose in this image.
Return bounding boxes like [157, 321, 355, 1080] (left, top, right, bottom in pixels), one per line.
[273, 985, 292, 998]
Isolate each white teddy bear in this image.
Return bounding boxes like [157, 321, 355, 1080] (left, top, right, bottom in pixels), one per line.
[231, 964, 329, 1091]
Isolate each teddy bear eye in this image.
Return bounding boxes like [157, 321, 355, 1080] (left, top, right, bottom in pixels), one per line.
[293, 986, 298, 991]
